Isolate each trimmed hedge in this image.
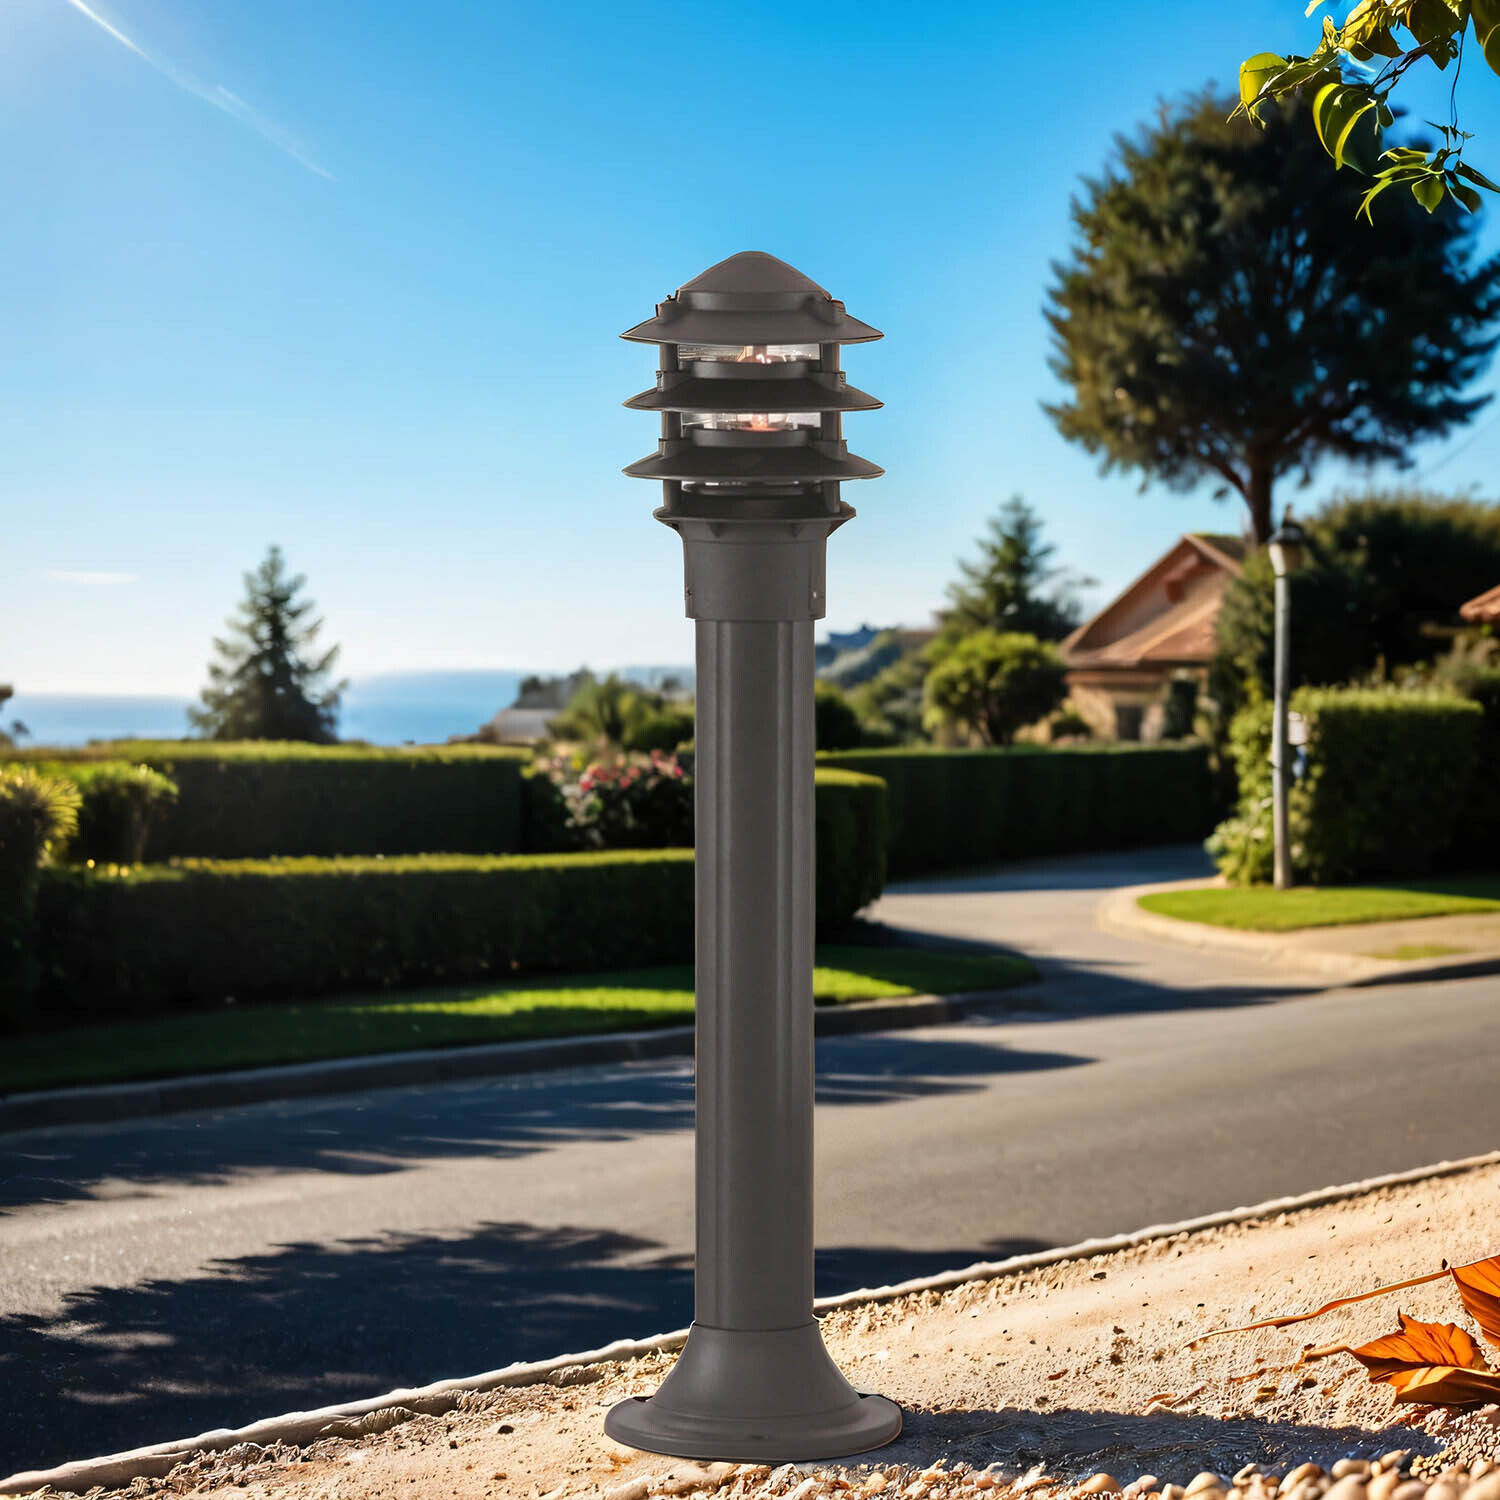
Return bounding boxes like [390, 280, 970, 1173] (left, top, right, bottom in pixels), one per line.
[1209, 689, 1484, 885]
[11, 742, 530, 859]
[817, 743, 1214, 877]
[30, 774, 886, 1018]
[814, 769, 887, 926]
[37, 851, 696, 1016]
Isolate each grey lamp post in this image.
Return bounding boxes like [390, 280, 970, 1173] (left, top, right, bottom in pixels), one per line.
[603, 251, 902, 1463]
[1267, 515, 1306, 892]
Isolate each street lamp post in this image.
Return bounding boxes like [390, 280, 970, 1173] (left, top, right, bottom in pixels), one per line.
[604, 252, 902, 1462]
[1267, 516, 1306, 892]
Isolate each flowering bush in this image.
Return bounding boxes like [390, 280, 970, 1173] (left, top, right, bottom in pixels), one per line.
[525, 746, 692, 851]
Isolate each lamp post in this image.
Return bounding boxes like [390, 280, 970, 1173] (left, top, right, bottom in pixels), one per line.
[604, 251, 902, 1462]
[1267, 516, 1306, 892]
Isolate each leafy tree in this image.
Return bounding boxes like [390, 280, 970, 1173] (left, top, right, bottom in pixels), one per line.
[939, 497, 1090, 643]
[1046, 92, 1500, 543]
[1214, 491, 1500, 700]
[922, 630, 1068, 746]
[190, 546, 346, 742]
[848, 651, 928, 744]
[1240, 1, 1500, 218]
[547, 673, 694, 752]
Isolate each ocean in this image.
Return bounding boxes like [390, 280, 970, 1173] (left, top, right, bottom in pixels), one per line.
[5, 666, 694, 748]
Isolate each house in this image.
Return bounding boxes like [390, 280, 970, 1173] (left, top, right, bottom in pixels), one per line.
[1061, 532, 1247, 741]
[1460, 583, 1500, 624]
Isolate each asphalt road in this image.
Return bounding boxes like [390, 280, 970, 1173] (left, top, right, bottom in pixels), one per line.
[4, 845, 1498, 1478]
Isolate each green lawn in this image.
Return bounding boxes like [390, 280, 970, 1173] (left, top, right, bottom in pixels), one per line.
[1139, 876, 1500, 933]
[2, 944, 1035, 1095]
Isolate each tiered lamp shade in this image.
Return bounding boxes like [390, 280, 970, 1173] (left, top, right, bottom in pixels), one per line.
[622, 252, 882, 493]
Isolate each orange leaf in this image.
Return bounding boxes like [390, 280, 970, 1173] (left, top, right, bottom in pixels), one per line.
[1451, 1257, 1500, 1352]
[1346, 1314, 1500, 1406]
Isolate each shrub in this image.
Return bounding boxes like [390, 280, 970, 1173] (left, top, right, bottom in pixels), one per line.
[9, 742, 529, 859]
[523, 756, 886, 928]
[1, 769, 80, 1023]
[818, 743, 1213, 877]
[524, 749, 693, 850]
[923, 631, 1068, 745]
[69, 763, 179, 864]
[35, 851, 696, 1017]
[623, 708, 695, 754]
[814, 769, 887, 928]
[1209, 689, 1483, 884]
[814, 683, 864, 751]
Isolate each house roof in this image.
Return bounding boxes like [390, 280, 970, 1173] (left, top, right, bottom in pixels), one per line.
[1460, 582, 1500, 623]
[1062, 532, 1246, 674]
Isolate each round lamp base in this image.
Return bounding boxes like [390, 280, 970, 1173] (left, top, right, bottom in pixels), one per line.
[603, 1321, 902, 1463]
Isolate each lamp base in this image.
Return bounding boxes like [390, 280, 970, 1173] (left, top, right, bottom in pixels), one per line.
[604, 1321, 902, 1462]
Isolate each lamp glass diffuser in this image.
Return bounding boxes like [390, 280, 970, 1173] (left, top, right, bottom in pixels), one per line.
[1268, 524, 1306, 578]
[680, 411, 822, 432]
[677, 342, 820, 364]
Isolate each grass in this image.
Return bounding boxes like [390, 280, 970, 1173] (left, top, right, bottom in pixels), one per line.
[1139, 876, 1500, 933]
[1, 944, 1035, 1095]
[1362, 943, 1471, 961]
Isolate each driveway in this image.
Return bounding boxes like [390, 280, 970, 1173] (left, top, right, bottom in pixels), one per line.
[3, 845, 1498, 1478]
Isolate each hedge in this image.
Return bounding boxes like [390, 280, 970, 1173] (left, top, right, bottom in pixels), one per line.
[814, 768, 887, 926]
[10, 742, 530, 859]
[26, 772, 887, 1020]
[34, 851, 696, 1017]
[1209, 689, 1484, 885]
[817, 743, 1213, 877]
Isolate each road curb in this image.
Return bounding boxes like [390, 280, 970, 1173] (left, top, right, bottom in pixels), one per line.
[7, 1147, 1499, 1498]
[1097, 881, 1500, 988]
[0, 982, 1039, 1137]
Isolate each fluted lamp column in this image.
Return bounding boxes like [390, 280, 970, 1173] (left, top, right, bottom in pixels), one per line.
[603, 252, 901, 1462]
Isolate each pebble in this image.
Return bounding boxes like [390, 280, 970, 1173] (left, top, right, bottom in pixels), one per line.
[1323, 1478, 1369, 1500]
[1369, 1473, 1401, 1500]
[1334, 1465, 1373, 1482]
[1281, 1466, 1325, 1496]
[1188, 1477, 1228, 1496]
[1392, 1483, 1431, 1500]
[1080, 1477, 1123, 1495]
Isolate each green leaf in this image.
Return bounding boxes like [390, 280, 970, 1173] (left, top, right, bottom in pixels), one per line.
[1452, 180, 1484, 211]
[1413, 174, 1448, 211]
[1473, 0, 1500, 74]
[1457, 159, 1500, 191]
[1407, 0, 1466, 61]
[1357, 176, 1397, 222]
[1240, 51, 1288, 107]
[1313, 81, 1383, 173]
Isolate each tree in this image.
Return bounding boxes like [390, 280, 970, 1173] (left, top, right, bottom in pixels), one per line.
[1213, 490, 1500, 700]
[922, 630, 1067, 746]
[938, 497, 1091, 643]
[190, 546, 346, 742]
[1045, 92, 1500, 543]
[0, 684, 27, 748]
[1240, 1, 1500, 219]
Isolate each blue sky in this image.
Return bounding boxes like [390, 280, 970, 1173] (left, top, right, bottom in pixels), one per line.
[6, 0, 1500, 694]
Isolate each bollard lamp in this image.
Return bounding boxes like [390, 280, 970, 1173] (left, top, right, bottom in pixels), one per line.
[603, 252, 902, 1462]
[1267, 514, 1306, 889]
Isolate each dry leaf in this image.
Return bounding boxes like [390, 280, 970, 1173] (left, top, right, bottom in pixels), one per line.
[1451, 1257, 1500, 1352]
[1346, 1314, 1500, 1406]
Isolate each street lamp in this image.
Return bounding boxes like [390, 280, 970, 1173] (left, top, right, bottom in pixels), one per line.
[604, 252, 902, 1462]
[1267, 514, 1307, 892]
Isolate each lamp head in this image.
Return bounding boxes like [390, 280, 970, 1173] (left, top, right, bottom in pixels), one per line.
[1267, 517, 1307, 578]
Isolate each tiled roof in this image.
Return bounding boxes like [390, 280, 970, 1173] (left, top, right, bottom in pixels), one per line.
[1064, 589, 1224, 670]
[1460, 583, 1500, 623]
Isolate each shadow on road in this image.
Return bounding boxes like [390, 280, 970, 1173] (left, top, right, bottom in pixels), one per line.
[0, 1219, 1053, 1480]
[0, 1033, 1093, 1214]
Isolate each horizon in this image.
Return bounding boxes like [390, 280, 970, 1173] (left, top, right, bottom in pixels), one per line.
[7, 0, 1500, 697]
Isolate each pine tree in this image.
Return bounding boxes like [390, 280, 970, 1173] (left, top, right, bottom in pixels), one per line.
[939, 496, 1090, 643]
[190, 546, 346, 742]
